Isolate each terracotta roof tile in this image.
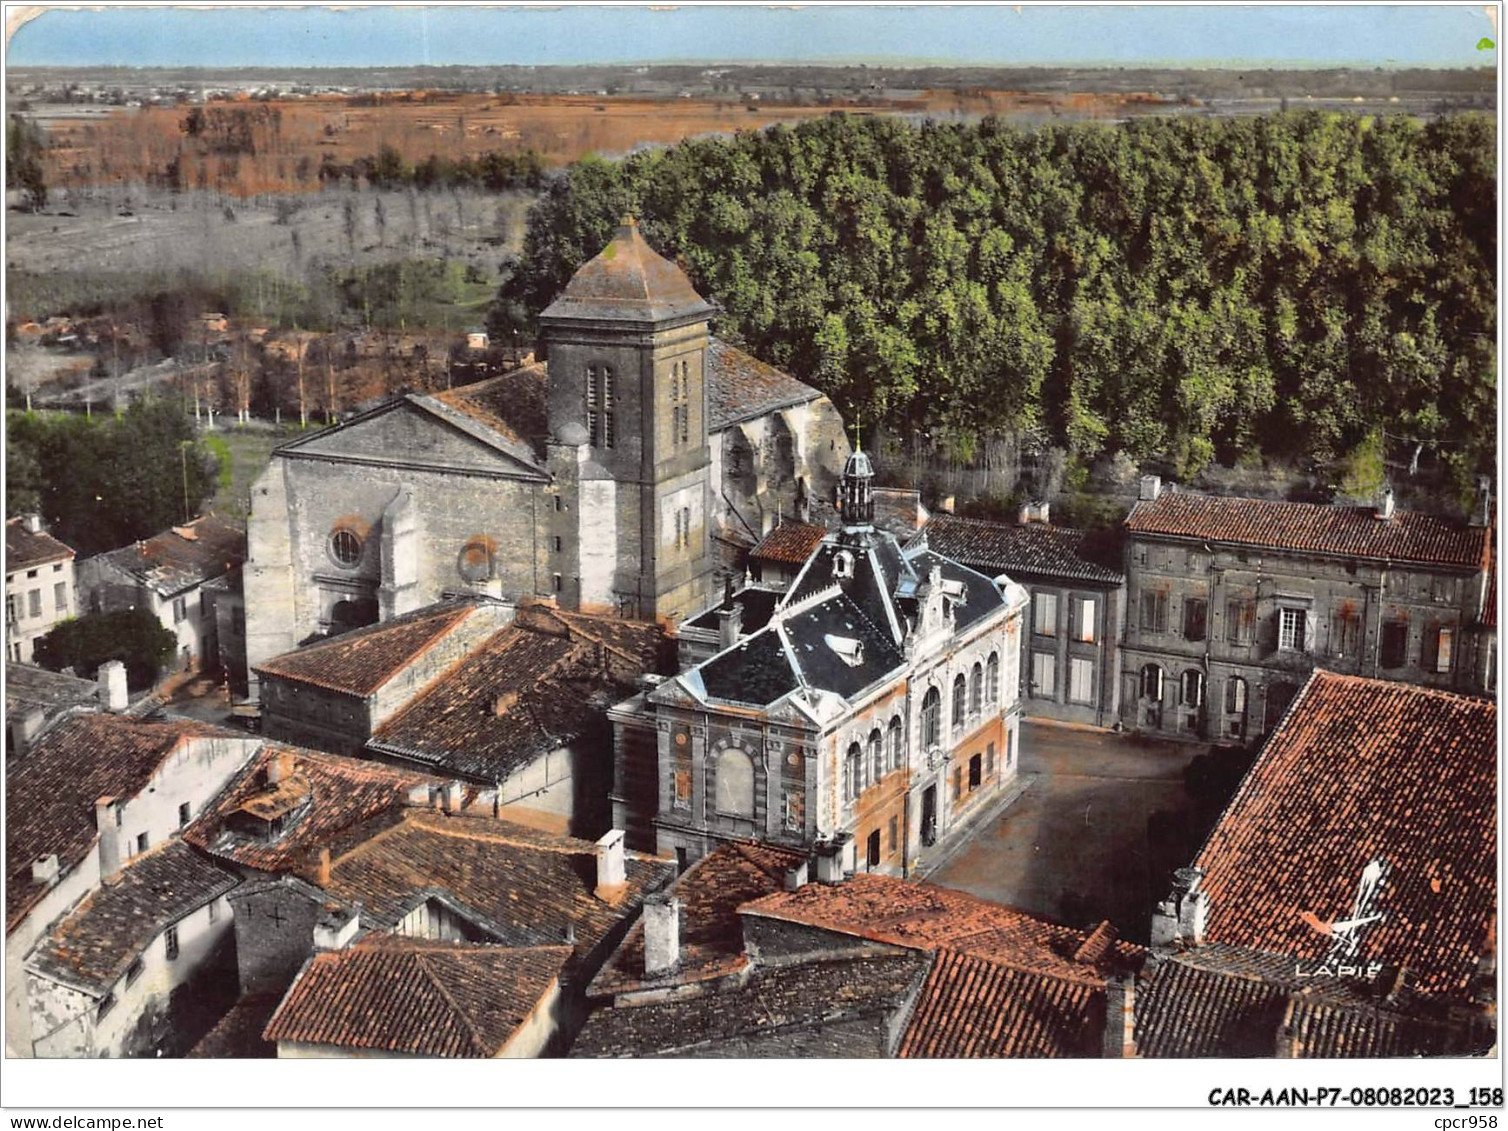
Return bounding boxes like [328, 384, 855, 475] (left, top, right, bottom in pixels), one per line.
[1193, 671, 1496, 1000]
[540, 219, 715, 325]
[184, 745, 443, 874]
[920, 514, 1125, 585]
[898, 949, 1103, 1058]
[369, 605, 668, 781]
[428, 361, 548, 460]
[592, 841, 805, 997]
[7, 714, 243, 933]
[706, 339, 822, 430]
[5, 662, 99, 718]
[1282, 994, 1495, 1057]
[1135, 949, 1295, 1057]
[264, 939, 571, 1057]
[187, 993, 280, 1058]
[1479, 559, 1496, 628]
[27, 840, 237, 993]
[1127, 492, 1489, 569]
[89, 513, 244, 596]
[749, 521, 828, 567]
[251, 599, 484, 696]
[5, 519, 75, 570]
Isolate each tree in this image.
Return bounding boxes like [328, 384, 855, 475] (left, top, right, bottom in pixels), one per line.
[33, 608, 178, 692]
[6, 113, 47, 211]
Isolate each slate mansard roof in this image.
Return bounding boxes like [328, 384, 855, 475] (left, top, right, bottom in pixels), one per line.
[1192, 670, 1496, 1001]
[27, 840, 237, 995]
[674, 524, 1022, 712]
[265, 938, 572, 1057]
[1126, 491, 1490, 570]
[87, 513, 244, 597]
[919, 514, 1125, 586]
[5, 518, 75, 571]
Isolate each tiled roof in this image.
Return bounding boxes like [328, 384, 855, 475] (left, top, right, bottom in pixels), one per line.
[897, 948, 1104, 1058]
[871, 487, 930, 539]
[184, 745, 442, 874]
[749, 521, 828, 566]
[1135, 947, 1295, 1058]
[571, 951, 928, 1058]
[264, 938, 571, 1057]
[187, 993, 280, 1058]
[89, 513, 244, 596]
[540, 219, 716, 326]
[5, 519, 74, 570]
[369, 605, 667, 781]
[1283, 994, 1495, 1058]
[1126, 492, 1489, 569]
[425, 361, 548, 464]
[7, 714, 239, 933]
[920, 514, 1125, 585]
[251, 599, 484, 696]
[706, 339, 822, 430]
[27, 840, 237, 994]
[5, 662, 98, 718]
[1479, 559, 1496, 628]
[1193, 671, 1496, 1000]
[318, 809, 674, 956]
[592, 841, 806, 998]
[742, 875, 1143, 985]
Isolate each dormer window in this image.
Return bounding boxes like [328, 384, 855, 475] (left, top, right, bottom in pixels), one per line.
[825, 634, 864, 667]
[833, 550, 854, 579]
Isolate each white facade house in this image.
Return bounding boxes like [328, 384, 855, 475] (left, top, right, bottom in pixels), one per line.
[5, 516, 77, 664]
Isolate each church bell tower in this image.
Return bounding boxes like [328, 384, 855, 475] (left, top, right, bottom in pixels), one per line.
[539, 218, 716, 625]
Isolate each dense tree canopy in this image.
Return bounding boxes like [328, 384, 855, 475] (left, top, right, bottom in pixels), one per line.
[34, 608, 178, 691]
[6, 398, 219, 557]
[495, 111, 1495, 485]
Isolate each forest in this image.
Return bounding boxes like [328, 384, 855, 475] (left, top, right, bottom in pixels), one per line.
[495, 111, 1496, 494]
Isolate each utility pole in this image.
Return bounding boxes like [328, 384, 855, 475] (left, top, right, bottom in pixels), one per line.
[179, 440, 192, 523]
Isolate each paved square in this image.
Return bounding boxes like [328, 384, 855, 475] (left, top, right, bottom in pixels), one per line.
[927, 721, 1212, 943]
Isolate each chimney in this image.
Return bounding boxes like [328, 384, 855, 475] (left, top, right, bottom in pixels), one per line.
[98, 660, 128, 712]
[1102, 974, 1138, 1058]
[1376, 484, 1396, 522]
[22, 514, 42, 534]
[814, 833, 854, 885]
[312, 905, 360, 951]
[1139, 475, 1162, 502]
[938, 494, 955, 515]
[642, 892, 682, 976]
[1017, 501, 1051, 525]
[9, 706, 45, 757]
[405, 783, 432, 807]
[314, 847, 332, 888]
[30, 854, 60, 887]
[94, 797, 123, 879]
[595, 829, 626, 898]
[1472, 475, 1493, 528]
[265, 750, 296, 786]
[1152, 867, 1209, 948]
[783, 859, 809, 892]
[441, 780, 465, 814]
[716, 598, 743, 652]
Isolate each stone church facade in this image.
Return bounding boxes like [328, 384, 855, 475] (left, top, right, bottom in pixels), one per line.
[244, 220, 847, 690]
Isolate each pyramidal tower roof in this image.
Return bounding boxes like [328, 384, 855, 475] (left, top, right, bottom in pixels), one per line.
[540, 217, 715, 326]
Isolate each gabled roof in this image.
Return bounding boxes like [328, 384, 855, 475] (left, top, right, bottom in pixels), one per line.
[5, 519, 74, 571]
[27, 840, 237, 994]
[251, 599, 486, 697]
[920, 514, 1125, 586]
[7, 714, 243, 933]
[5, 662, 98, 719]
[1193, 670, 1496, 1001]
[264, 939, 571, 1057]
[87, 513, 243, 597]
[1126, 492, 1489, 570]
[749, 521, 828, 567]
[540, 218, 715, 326]
[369, 605, 667, 781]
[416, 360, 549, 468]
[184, 745, 442, 874]
[706, 339, 823, 429]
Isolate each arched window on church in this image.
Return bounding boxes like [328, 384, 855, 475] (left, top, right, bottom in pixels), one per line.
[715, 748, 755, 818]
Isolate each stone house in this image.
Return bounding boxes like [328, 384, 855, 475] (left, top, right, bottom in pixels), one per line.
[919, 511, 1127, 729]
[5, 661, 124, 758]
[76, 513, 245, 677]
[243, 219, 847, 694]
[1120, 477, 1493, 743]
[610, 450, 1029, 875]
[4, 714, 261, 1057]
[6, 516, 76, 665]
[23, 841, 238, 1058]
[1140, 670, 1496, 1057]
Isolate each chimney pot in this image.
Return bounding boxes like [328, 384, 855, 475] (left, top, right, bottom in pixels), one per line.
[716, 599, 743, 652]
[1472, 476, 1493, 528]
[783, 860, 809, 892]
[1139, 475, 1162, 502]
[94, 797, 123, 879]
[939, 494, 955, 515]
[643, 892, 682, 976]
[595, 828, 626, 898]
[10, 706, 46, 756]
[31, 854, 60, 887]
[814, 834, 854, 885]
[315, 847, 332, 888]
[98, 660, 128, 712]
[1376, 484, 1396, 521]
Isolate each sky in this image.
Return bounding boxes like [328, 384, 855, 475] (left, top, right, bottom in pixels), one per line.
[4, 4, 1498, 70]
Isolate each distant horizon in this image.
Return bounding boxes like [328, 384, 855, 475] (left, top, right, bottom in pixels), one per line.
[5, 5, 1498, 71]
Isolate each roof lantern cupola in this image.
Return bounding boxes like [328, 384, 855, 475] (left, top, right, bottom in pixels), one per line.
[839, 421, 874, 527]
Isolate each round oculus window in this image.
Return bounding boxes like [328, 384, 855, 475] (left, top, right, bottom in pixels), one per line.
[457, 538, 496, 583]
[329, 529, 363, 568]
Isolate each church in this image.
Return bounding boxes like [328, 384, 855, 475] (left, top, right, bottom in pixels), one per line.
[243, 219, 848, 690]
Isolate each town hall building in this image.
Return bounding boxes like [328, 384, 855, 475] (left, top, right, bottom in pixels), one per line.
[244, 219, 847, 691]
